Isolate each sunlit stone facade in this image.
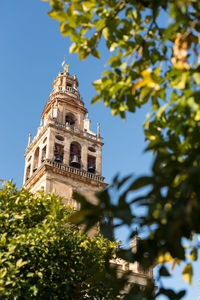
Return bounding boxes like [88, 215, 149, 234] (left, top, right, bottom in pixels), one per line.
[23, 62, 106, 207]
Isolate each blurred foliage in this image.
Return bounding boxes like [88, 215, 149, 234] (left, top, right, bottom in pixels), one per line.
[44, 0, 200, 299]
[0, 181, 119, 299]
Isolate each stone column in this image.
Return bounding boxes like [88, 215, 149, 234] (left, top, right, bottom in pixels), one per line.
[46, 128, 54, 160]
[30, 154, 34, 177]
[57, 76, 62, 91]
[23, 159, 28, 184]
[62, 75, 67, 91]
[28, 133, 31, 146]
[96, 147, 102, 175]
[38, 146, 42, 167]
[64, 136, 71, 165]
[82, 143, 88, 171]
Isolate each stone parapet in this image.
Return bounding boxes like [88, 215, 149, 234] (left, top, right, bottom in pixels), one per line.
[24, 159, 107, 189]
[45, 159, 105, 183]
[53, 120, 103, 143]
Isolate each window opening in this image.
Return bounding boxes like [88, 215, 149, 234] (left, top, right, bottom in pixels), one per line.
[88, 146, 96, 153]
[55, 135, 64, 141]
[65, 113, 75, 126]
[33, 147, 39, 172]
[54, 143, 64, 163]
[26, 165, 31, 181]
[41, 146, 46, 163]
[88, 156, 96, 174]
[70, 143, 81, 168]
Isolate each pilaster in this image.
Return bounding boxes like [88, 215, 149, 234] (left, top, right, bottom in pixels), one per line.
[82, 143, 88, 170]
[38, 146, 42, 168]
[46, 128, 54, 160]
[30, 155, 34, 177]
[96, 148, 102, 175]
[64, 136, 71, 165]
[62, 76, 67, 91]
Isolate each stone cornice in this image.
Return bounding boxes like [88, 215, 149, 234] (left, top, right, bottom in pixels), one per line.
[24, 159, 107, 190]
[42, 91, 87, 119]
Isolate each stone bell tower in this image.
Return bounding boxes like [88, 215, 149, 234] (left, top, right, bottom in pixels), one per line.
[23, 61, 106, 208]
[23, 60, 154, 290]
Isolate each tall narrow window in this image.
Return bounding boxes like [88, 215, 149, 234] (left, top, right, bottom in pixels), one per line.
[54, 143, 64, 163]
[33, 147, 39, 172]
[88, 155, 96, 173]
[26, 165, 31, 181]
[70, 142, 81, 168]
[41, 146, 46, 163]
[65, 113, 75, 127]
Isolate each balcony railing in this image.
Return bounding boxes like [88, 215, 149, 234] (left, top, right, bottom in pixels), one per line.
[45, 159, 105, 182]
[51, 86, 80, 98]
[53, 120, 100, 141]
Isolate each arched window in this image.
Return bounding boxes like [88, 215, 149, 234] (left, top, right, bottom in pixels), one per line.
[70, 142, 81, 168]
[26, 165, 31, 181]
[66, 82, 72, 87]
[33, 147, 39, 172]
[41, 146, 46, 163]
[65, 113, 76, 127]
[54, 143, 64, 163]
[87, 155, 96, 174]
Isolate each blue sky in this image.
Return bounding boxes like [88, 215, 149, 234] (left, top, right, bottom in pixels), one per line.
[0, 1, 199, 299]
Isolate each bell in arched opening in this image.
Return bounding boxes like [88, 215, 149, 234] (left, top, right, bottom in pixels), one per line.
[70, 142, 81, 169]
[54, 144, 64, 163]
[70, 155, 80, 168]
[65, 113, 76, 127]
[88, 156, 96, 174]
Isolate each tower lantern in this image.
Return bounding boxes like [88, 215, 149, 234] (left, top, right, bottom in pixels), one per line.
[23, 61, 106, 208]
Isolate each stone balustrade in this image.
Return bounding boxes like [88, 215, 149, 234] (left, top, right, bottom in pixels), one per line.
[54, 120, 101, 142]
[45, 159, 105, 182]
[51, 86, 80, 98]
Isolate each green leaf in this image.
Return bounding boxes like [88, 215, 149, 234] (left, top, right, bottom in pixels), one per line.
[109, 43, 118, 52]
[69, 43, 78, 53]
[94, 18, 106, 31]
[182, 263, 193, 285]
[16, 259, 27, 269]
[1, 233, 7, 246]
[91, 48, 100, 58]
[159, 265, 170, 276]
[102, 27, 109, 40]
[129, 176, 153, 191]
[190, 248, 198, 261]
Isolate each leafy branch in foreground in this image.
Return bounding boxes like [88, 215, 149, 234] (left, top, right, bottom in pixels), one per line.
[45, 0, 200, 299]
[0, 181, 118, 299]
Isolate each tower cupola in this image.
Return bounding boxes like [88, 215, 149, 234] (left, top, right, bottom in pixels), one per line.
[52, 60, 80, 98]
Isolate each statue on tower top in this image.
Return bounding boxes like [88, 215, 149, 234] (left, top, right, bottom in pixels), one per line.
[62, 56, 69, 73]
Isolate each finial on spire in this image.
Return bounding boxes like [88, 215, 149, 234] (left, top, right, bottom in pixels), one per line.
[28, 133, 31, 146]
[62, 55, 69, 73]
[97, 122, 100, 138]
